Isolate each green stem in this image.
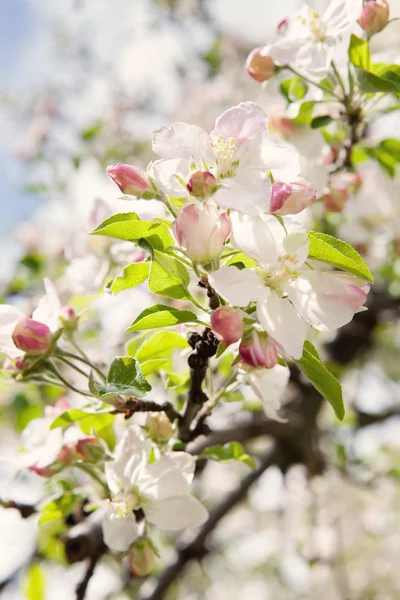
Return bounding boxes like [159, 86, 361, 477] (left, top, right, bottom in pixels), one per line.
[187, 291, 210, 314]
[160, 196, 177, 218]
[76, 463, 109, 495]
[331, 61, 348, 104]
[45, 362, 92, 397]
[207, 373, 238, 412]
[59, 348, 106, 382]
[287, 66, 341, 100]
[55, 356, 89, 379]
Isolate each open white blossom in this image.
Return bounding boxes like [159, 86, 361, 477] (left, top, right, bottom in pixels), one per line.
[102, 426, 208, 552]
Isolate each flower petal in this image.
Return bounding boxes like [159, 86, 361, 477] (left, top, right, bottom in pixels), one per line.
[32, 279, 61, 332]
[152, 122, 212, 163]
[149, 158, 190, 197]
[145, 495, 208, 531]
[0, 305, 24, 358]
[139, 454, 192, 501]
[209, 267, 267, 307]
[257, 293, 308, 359]
[211, 102, 268, 149]
[261, 140, 300, 181]
[230, 212, 278, 265]
[102, 507, 139, 552]
[248, 364, 290, 420]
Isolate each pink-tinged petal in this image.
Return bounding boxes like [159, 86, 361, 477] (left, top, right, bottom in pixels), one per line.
[145, 495, 208, 531]
[209, 267, 267, 307]
[230, 212, 278, 266]
[245, 48, 276, 82]
[211, 102, 268, 148]
[271, 179, 316, 215]
[152, 122, 212, 163]
[12, 317, 52, 356]
[286, 271, 369, 332]
[239, 330, 277, 369]
[102, 507, 139, 552]
[257, 293, 308, 359]
[106, 163, 152, 196]
[358, 0, 389, 34]
[211, 307, 244, 346]
[0, 305, 24, 358]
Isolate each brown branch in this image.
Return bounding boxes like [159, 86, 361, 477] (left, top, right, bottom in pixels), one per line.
[139, 448, 279, 600]
[111, 398, 181, 423]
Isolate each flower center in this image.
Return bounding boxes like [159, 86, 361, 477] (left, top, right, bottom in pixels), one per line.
[210, 135, 239, 178]
[111, 487, 143, 518]
[260, 254, 302, 291]
[298, 8, 326, 42]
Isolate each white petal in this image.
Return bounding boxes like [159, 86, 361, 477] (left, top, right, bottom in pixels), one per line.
[322, 0, 362, 36]
[32, 279, 61, 331]
[145, 495, 208, 531]
[261, 140, 300, 181]
[102, 507, 139, 552]
[0, 305, 24, 358]
[152, 122, 212, 163]
[139, 454, 191, 501]
[211, 102, 267, 149]
[294, 42, 334, 81]
[249, 364, 290, 419]
[165, 451, 195, 484]
[257, 293, 308, 359]
[214, 172, 271, 215]
[109, 426, 151, 489]
[209, 267, 267, 307]
[149, 158, 190, 197]
[230, 212, 278, 265]
[282, 232, 309, 268]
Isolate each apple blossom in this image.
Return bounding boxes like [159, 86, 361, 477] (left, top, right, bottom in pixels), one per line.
[245, 48, 276, 82]
[107, 163, 153, 197]
[172, 204, 231, 263]
[239, 331, 278, 369]
[209, 213, 369, 359]
[186, 169, 217, 198]
[145, 412, 174, 444]
[211, 306, 244, 346]
[102, 426, 208, 552]
[358, 0, 389, 34]
[246, 363, 291, 420]
[270, 179, 316, 215]
[0, 279, 61, 359]
[150, 102, 301, 214]
[265, 0, 362, 81]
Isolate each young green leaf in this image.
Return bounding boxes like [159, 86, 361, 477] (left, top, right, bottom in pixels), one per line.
[39, 493, 82, 524]
[136, 331, 189, 362]
[348, 34, 371, 70]
[311, 115, 332, 129]
[128, 304, 200, 331]
[307, 231, 374, 283]
[356, 68, 400, 94]
[95, 357, 152, 400]
[108, 262, 150, 294]
[91, 212, 174, 251]
[24, 564, 46, 600]
[280, 77, 308, 102]
[200, 441, 255, 469]
[51, 408, 114, 433]
[149, 250, 191, 300]
[295, 341, 344, 420]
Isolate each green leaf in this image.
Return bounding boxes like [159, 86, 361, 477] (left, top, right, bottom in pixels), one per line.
[310, 115, 332, 129]
[149, 250, 191, 300]
[51, 408, 114, 435]
[200, 441, 255, 469]
[294, 341, 344, 420]
[364, 145, 397, 177]
[290, 101, 315, 125]
[380, 138, 400, 161]
[348, 34, 370, 70]
[96, 357, 152, 399]
[136, 331, 189, 362]
[81, 122, 102, 141]
[128, 304, 199, 331]
[356, 68, 400, 94]
[91, 213, 174, 251]
[108, 262, 150, 294]
[307, 231, 374, 283]
[280, 77, 308, 102]
[39, 493, 81, 524]
[139, 358, 168, 376]
[24, 564, 46, 600]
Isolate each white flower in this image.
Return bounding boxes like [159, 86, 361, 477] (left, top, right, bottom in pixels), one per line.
[150, 102, 300, 215]
[246, 363, 291, 420]
[267, 0, 362, 81]
[0, 279, 61, 358]
[102, 426, 208, 552]
[209, 213, 368, 359]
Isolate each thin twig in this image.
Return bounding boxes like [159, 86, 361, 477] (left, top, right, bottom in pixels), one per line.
[76, 554, 101, 600]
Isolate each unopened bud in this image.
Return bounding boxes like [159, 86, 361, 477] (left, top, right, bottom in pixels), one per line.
[107, 163, 153, 197]
[270, 178, 316, 215]
[56, 444, 77, 466]
[239, 331, 277, 369]
[29, 464, 58, 478]
[211, 307, 244, 346]
[60, 305, 79, 333]
[145, 413, 174, 443]
[186, 170, 217, 198]
[12, 317, 52, 356]
[129, 539, 156, 577]
[277, 17, 288, 35]
[245, 47, 276, 83]
[76, 437, 105, 462]
[323, 187, 349, 212]
[358, 0, 389, 34]
[172, 204, 231, 263]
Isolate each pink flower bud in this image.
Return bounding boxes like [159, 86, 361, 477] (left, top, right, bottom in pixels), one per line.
[60, 306, 79, 333]
[129, 539, 156, 577]
[211, 307, 244, 346]
[56, 444, 77, 466]
[186, 170, 217, 198]
[12, 317, 52, 356]
[270, 179, 316, 215]
[245, 48, 276, 83]
[239, 331, 277, 369]
[269, 115, 296, 139]
[145, 412, 174, 443]
[106, 163, 153, 197]
[172, 204, 231, 263]
[29, 464, 58, 478]
[75, 437, 105, 462]
[358, 0, 389, 34]
[323, 187, 349, 212]
[277, 17, 288, 34]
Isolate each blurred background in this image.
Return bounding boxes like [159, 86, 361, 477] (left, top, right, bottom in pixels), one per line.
[1, 1, 400, 599]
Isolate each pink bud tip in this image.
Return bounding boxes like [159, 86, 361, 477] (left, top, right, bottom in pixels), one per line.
[60, 306, 76, 321]
[129, 540, 156, 577]
[145, 413, 174, 442]
[29, 464, 57, 478]
[186, 170, 217, 198]
[277, 17, 288, 34]
[211, 307, 244, 346]
[75, 437, 105, 462]
[358, 0, 389, 34]
[239, 331, 277, 369]
[106, 163, 152, 197]
[12, 317, 52, 356]
[245, 48, 276, 83]
[270, 179, 316, 215]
